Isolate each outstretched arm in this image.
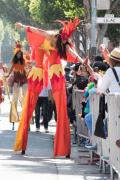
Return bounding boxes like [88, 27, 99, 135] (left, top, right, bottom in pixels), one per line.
[15, 22, 50, 39]
[66, 45, 84, 63]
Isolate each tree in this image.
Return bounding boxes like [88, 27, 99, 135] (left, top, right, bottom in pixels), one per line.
[97, 0, 120, 49]
[1, 23, 20, 63]
[0, 0, 86, 62]
[0, 20, 4, 42]
[84, 0, 120, 51]
[29, 0, 84, 24]
[0, 0, 36, 25]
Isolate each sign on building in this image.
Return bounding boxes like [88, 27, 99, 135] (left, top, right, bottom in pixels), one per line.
[97, 0, 110, 10]
[97, 17, 120, 24]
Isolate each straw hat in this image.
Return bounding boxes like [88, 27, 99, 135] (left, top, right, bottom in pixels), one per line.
[109, 48, 120, 61]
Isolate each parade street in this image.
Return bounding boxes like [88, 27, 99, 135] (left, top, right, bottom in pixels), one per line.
[0, 96, 110, 180]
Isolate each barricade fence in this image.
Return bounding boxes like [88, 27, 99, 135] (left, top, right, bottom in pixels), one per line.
[73, 88, 120, 179]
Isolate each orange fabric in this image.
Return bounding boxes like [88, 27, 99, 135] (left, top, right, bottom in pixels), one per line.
[14, 78, 43, 151]
[13, 64, 25, 72]
[43, 56, 49, 87]
[56, 17, 80, 41]
[26, 28, 45, 67]
[47, 45, 78, 66]
[25, 28, 72, 157]
[50, 74, 71, 157]
[14, 29, 76, 156]
[23, 52, 31, 64]
[14, 31, 47, 152]
[66, 44, 79, 63]
[26, 28, 49, 86]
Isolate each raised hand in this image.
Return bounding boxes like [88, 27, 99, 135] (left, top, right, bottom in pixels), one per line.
[99, 44, 109, 62]
[99, 44, 106, 53]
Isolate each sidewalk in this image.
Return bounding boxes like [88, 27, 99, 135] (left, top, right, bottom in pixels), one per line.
[0, 96, 110, 180]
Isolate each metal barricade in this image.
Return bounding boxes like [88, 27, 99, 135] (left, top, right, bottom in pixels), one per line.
[73, 89, 89, 145]
[107, 94, 120, 179]
[73, 89, 120, 178]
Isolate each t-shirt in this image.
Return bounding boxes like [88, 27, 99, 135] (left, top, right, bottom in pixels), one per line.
[97, 67, 120, 93]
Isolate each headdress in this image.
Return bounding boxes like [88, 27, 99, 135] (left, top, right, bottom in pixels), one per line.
[55, 17, 80, 41]
[14, 40, 22, 54]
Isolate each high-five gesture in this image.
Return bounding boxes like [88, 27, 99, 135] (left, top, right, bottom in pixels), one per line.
[99, 44, 109, 63]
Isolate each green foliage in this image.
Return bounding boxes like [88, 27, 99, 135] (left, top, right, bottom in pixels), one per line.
[0, 0, 34, 25]
[29, 0, 64, 24]
[1, 22, 20, 63]
[29, 0, 41, 23]
[0, 20, 4, 41]
[57, 0, 84, 19]
[29, 0, 84, 24]
[0, 0, 84, 26]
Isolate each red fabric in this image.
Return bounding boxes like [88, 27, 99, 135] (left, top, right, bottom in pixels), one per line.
[28, 78, 43, 93]
[66, 44, 79, 63]
[26, 28, 45, 61]
[56, 17, 80, 41]
[51, 74, 71, 157]
[22, 90, 41, 150]
[14, 79, 43, 151]
[15, 29, 71, 157]
[43, 55, 49, 88]
[26, 28, 45, 48]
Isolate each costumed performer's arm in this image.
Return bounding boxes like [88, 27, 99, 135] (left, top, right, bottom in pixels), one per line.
[66, 45, 84, 64]
[15, 22, 50, 39]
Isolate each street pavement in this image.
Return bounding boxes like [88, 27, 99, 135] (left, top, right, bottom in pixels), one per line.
[0, 96, 111, 180]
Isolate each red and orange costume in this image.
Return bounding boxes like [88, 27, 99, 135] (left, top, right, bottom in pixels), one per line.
[9, 42, 27, 123]
[14, 18, 80, 157]
[0, 78, 4, 104]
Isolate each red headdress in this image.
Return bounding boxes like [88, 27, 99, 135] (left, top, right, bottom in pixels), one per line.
[55, 17, 80, 41]
[14, 40, 22, 54]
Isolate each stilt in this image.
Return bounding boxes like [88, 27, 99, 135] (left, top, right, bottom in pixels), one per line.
[12, 122, 15, 130]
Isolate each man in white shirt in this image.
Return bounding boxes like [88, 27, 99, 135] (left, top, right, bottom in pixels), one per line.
[97, 48, 120, 94]
[35, 83, 52, 133]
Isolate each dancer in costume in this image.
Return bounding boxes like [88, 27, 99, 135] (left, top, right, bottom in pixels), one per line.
[0, 63, 4, 105]
[6, 41, 28, 130]
[14, 17, 84, 157]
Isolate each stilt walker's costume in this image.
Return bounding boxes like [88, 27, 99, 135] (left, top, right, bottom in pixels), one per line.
[9, 42, 27, 123]
[14, 18, 80, 157]
[0, 78, 4, 104]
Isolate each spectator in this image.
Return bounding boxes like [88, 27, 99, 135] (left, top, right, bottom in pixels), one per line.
[75, 64, 89, 90]
[35, 83, 52, 133]
[97, 48, 120, 94]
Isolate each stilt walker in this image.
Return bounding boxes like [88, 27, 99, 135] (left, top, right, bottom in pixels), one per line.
[14, 18, 83, 157]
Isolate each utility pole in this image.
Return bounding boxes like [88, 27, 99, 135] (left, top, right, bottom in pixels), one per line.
[90, 0, 97, 59]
